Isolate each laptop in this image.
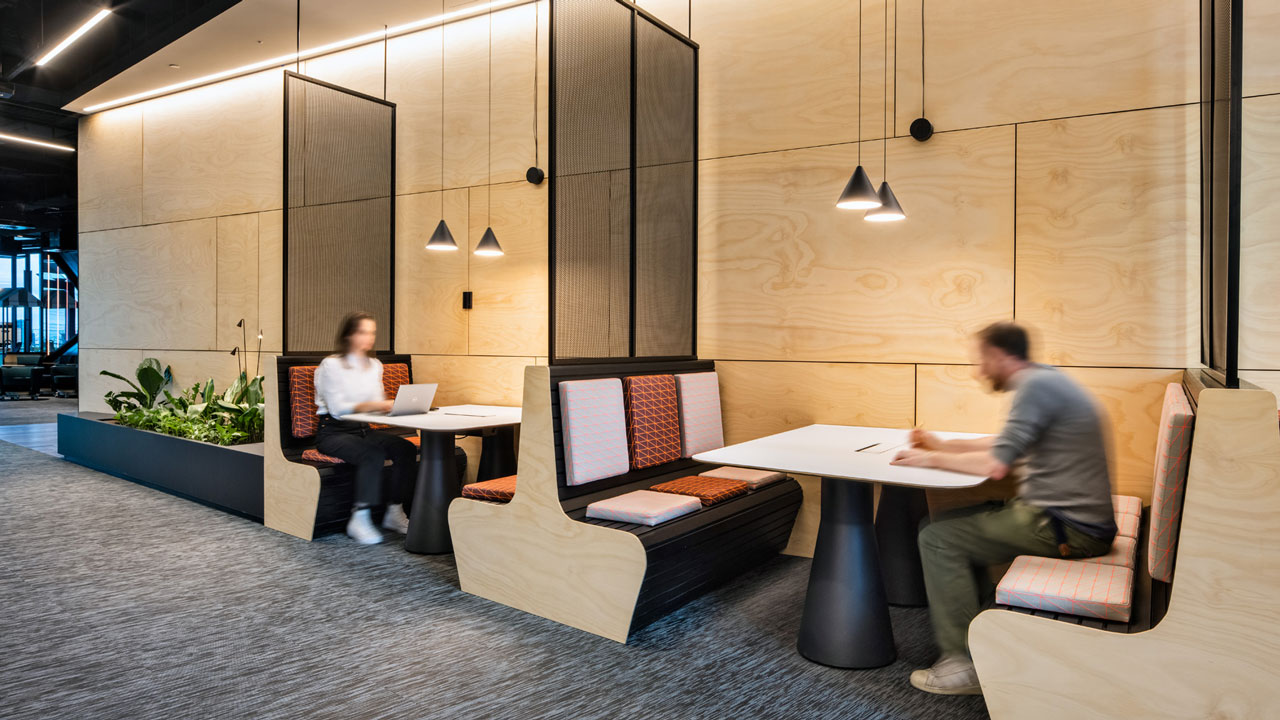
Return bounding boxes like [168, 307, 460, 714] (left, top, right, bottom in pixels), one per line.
[372, 383, 437, 417]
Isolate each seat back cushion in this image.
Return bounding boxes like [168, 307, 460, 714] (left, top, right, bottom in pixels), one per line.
[585, 490, 701, 526]
[996, 555, 1134, 622]
[558, 378, 630, 486]
[1079, 534, 1138, 569]
[288, 366, 321, 439]
[699, 466, 786, 489]
[1112, 494, 1142, 519]
[623, 374, 682, 469]
[649, 476, 750, 506]
[675, 372, 724, 458]
[1148, 383, 1196, 583]
[461, 475, 517, 502]
[382, 362, 412, 400]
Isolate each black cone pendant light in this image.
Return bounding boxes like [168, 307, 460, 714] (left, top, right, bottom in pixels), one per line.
[475, 7, 504, 257]
[864, 0, 906, 222]
[836, 0, 881, 211]
[427, 22, 458, 251]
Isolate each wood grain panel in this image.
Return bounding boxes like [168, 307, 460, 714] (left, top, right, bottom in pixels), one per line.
[1241, 372, 1280, 406]
[1245, 0, 1280, 97]
[258, 210, 283, 353]
[409, 354, 533, 407]
[299, 42, 387, 99]
[467, 181, 548, 357]
[698, 126, 1014, 364]
[443, 14, 489, 189]
[971, 389, 1280, 719]
[263, 354, 323, 540]
[216, 213, 260, 352]
[140, 69, 283, 224]
[394, 189, 469, 355]
[694, 0, 894, 159]
[80, 219, 218, 351]
[162, 350, 247, 390]
[78, 106, 142, 232]
[489, 3, 539, 184]
[899, 0, 1197, 132]
[636, 0, 689, 34]
[1016, 106, 1199, 368]
[1240, 95, 1280, 370]
[78, 349, 144, 413]
[386, 26, 444, 195]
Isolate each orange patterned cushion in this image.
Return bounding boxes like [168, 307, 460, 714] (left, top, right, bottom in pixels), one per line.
[289, 366, 321, 438]
[461, 475, 517, 502]
[623, 375, 681, 469]
[382, 362, 412, 399]
[301, 448, 344, 464]
[650, 475, 750, 506]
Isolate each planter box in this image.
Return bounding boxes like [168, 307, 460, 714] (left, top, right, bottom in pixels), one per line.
[58, 412, 264, 521]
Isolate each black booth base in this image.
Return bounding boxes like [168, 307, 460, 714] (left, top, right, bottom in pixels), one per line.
[57, 412, 265, 522]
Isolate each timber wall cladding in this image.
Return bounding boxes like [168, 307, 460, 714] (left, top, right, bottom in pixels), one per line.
[77, 2, 549, 414]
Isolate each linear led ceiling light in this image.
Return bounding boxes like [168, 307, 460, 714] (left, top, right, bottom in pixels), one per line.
[0, 132, 75, 152]
[82, 0, 528, 113]
[36, 8, 111, 67]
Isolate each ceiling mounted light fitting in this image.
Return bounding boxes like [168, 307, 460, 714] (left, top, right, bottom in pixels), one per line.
[836, 0, 881, 211]
[864, 0, 906, 223]
[0, 132, 75, 152]
[35, 8, 111, 67]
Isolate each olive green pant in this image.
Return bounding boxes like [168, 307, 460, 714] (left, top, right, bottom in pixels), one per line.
[918, 500, 1113, 657]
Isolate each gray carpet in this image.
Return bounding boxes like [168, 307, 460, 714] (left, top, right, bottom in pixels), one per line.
[0, 439, 990, 720]
[0, 397, 78, 426]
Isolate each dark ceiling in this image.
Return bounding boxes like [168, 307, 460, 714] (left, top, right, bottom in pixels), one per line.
[0, 0, 239, 255]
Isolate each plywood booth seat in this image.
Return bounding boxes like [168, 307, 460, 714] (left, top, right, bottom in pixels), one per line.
[450, 361, 803, 642]
[991, 381, 1196, 628]
[263, 354, 464, 540]
[970, 380, 1280, 719]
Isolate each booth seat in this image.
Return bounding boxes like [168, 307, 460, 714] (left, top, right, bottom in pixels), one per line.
[449, 361, 803, 643]
[992, 382, 1196, 627]
[262, 355, 464, 540]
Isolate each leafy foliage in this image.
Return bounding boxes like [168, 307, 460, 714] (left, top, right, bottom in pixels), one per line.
[101, 358, 265, 446]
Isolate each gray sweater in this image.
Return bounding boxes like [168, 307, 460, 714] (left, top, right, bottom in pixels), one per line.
[990, 365, 1115, 532]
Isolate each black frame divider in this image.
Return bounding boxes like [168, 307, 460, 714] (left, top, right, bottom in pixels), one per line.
[282, 71, 397, 356]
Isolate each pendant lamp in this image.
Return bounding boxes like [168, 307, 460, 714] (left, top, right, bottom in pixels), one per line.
[837, 0, 881, 210]
[475, 8, 504, 256]
[427, 24, 459, 251]
[865, 0, 906, 222]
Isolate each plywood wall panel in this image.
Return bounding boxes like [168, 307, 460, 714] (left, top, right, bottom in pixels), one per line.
[80, 219, 218, 351]
[78, 106, 142, 232]
[905, 0, 1197, 132]
[258, 210, 284, 353]
[1241, 372, 1280, 407]
[387, 27, 444, 196]
[916, 364, 1010, 435]
[216, 214, 260, 352]
[140, 69, 283, 224]
[694, 0, 894, 159]
[1244, 1, 1280, 97]
[1240, 95, 1280, 370]
[636, 0, 689, 34]
[299, 42, 387, 99]
[395, 189, 469, 356]
[79, 349, 144, 413]
[443, 15, 489, 189]
[410, 354, 533, 407]
[467, 181, 548, 357]
[698, 126, 1014, 364]
[489, 3, 540, 184]
[1016, 105, 1199, 368]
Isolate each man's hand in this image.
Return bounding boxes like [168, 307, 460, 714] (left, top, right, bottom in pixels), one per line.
[891, 447, 936, 467]
[909, 428, 942, 451]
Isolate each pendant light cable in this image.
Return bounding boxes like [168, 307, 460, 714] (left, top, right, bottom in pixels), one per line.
[882, 0, 888, 179]
[920, 0, 925, 118]
[488, 6, 493, 226]
[533, 4, 539, 168]
[857, 0, 862, 165]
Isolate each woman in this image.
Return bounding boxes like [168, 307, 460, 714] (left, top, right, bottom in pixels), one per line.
[313, 312, 417, 544]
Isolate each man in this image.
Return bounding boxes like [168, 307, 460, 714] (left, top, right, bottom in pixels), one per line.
[890, 322, 1116, 696]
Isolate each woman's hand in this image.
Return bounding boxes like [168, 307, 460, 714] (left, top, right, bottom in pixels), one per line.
[375, 399, 394, 413]
[891, 448, 936, 467]
[909, 428, 942, 451]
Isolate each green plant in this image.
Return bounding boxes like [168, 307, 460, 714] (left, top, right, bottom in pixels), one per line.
[101, 358, 265, 446]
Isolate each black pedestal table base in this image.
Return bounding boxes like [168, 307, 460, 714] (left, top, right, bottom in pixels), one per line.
[874, 484, 931, 606]
[797, 477, 896, 669]
[477, 426, 517, 481]
[405, 430, 460, 554]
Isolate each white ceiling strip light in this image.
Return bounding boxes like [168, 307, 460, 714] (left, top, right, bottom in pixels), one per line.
[36, 8, 112, 67]
[0, 132, 76, 152]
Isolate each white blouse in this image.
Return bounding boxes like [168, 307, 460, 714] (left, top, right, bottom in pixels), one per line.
[314, 354, 385, 418]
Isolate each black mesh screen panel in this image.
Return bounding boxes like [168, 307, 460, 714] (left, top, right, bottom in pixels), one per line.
[284, 74, 395, 354]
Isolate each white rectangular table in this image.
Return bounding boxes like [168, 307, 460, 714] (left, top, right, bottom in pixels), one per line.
[694, 424, 987, 669]
[344, 405, 521, 554]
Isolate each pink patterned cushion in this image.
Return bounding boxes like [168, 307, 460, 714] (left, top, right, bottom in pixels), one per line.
[1116, 511, 1140, 539]
[997, 555, 1134, 622]
[699, 466, 785, 489]
[1148, 383, 1195, 583]
[675, 372, 724, 458]
[585, 490, 701, 526]
[1112, 494, 1142, 518]
[1079, 534, 1138, 569]
[559, 378, 630, 486]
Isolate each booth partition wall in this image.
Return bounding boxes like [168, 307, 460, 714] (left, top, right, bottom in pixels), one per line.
[550, 0, 696, 362]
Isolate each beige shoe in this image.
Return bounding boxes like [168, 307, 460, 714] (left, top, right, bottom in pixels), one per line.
[909, 653, 982, 696]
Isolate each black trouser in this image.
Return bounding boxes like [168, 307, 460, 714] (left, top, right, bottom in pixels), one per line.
[316, 416, 417, 510]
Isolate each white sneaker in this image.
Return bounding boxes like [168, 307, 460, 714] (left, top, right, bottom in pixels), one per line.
[909, 653, 982, 695]
[381, 503, 410, 534]
[346, 508, 384, 545]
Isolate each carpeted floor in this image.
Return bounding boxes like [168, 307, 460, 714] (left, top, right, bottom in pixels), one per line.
[0, 439, 990, 720]
[0, 396, 78, 426]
